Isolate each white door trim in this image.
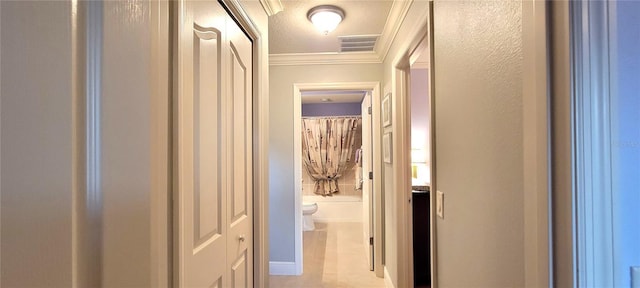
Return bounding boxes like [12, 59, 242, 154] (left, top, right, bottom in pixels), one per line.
[522, 1, 552, 287]
[389, 4, 430, 286]
[218, 1, 270, 286]
[292, 81, 383, 276]
[548, 2, 575, 287]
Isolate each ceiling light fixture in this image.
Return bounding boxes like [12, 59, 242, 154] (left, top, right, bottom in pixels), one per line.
[307, 5, 345, 35]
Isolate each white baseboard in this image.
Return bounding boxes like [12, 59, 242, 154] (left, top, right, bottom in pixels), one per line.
[269, 261, 298, 276]
[384, 267, 396, 288]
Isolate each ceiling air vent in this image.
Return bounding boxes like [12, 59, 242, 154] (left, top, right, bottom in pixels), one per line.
[339, 35, 379, 53]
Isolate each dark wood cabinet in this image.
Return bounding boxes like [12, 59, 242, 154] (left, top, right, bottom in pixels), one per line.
[412, 190, 431, 287]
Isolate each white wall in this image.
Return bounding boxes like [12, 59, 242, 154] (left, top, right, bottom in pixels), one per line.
[269, 63, 383, 262]
[433, 1, 525, 287]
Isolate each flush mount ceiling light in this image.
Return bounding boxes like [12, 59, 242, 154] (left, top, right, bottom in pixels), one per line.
[307, 5, 345, 35]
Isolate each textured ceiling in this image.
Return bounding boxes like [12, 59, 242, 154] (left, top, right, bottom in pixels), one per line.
[301, 90, 367, 103]
[269, 0, 393, 54]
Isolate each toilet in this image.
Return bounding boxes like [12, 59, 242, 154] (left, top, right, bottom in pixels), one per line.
[302, 202, 318, 231]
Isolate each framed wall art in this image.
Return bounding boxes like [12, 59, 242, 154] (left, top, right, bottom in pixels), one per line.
[383, 132, 392, 163]
[382, 92, 392, 127]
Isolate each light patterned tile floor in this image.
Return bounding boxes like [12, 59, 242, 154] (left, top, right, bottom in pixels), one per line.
[270, 222, 386, 288]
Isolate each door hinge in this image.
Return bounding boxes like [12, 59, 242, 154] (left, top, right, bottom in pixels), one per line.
[369, 237, 374, 245]
[368, 171, 373, 180]
[368, 106, 372, 115]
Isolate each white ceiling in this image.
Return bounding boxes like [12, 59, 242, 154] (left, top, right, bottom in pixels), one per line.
[301, 90, 367, 103]
[265, 1, 417, 115]
[264, 0, 411, 65]
[269, 0, 393, 55]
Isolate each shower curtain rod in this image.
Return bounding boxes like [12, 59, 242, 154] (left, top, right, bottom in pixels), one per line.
[301, 115, 362, 119]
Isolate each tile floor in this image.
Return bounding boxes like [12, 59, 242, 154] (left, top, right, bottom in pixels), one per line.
[270, 222, 386, 288]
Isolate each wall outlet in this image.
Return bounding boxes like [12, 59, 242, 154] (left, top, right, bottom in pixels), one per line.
[436, 190, 444, 219]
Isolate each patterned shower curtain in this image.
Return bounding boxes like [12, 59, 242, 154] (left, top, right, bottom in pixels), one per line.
[302, 117, 360, 196]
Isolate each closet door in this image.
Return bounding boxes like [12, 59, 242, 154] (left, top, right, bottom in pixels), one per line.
[225, 14, 253, 288]
[175, 1, 253, 286]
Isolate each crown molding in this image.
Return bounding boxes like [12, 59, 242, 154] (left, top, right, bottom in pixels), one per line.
[376, 0, 414, 62]
[259, 0, 283, 16]
[269, 52, 382, 66]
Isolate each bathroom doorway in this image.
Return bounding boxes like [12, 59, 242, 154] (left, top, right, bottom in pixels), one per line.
[408, 38, 434, 288]
[270, 82, 384, 286]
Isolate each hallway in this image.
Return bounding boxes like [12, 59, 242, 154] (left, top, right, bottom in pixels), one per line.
[0, 1, 561, 287]
[270, 222, 384, 287]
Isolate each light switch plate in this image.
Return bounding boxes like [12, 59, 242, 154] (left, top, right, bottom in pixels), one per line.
[632, 266, 640, 288]
[436, 190, 444, 218]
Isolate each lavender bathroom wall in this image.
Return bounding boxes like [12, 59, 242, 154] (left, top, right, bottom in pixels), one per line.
[302, 102, 361, 117]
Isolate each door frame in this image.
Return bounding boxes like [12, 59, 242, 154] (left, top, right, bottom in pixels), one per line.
[204, 1, 271, 287]
[170, 1, 270, 287]
[402, 25, 434, 288]
[522, 1, 553, 287]
[390, 8, 430, 288]
[292, 81, 384, 276]
[201, 0, 269, 287]
[548, 1, 574, 287]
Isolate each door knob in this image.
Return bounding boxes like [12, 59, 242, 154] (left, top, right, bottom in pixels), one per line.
[238, 234, 246, 242]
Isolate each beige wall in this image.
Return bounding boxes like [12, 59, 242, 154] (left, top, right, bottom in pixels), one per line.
[433, 1, 525, 287]
[1, 1, 75, 286]
[269, 63, 383, 262]
[1, 1, 172, 286]
[1, 1, 271, 287]
[101, 0, 170, 286]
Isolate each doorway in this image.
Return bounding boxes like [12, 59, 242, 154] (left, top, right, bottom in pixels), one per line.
[391, 8, 434, 286]
[268, 82, 384, 286]
[408, 42, 433, 288]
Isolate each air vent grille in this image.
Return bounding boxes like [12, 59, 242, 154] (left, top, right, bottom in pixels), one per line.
[339, 35, 379, 53]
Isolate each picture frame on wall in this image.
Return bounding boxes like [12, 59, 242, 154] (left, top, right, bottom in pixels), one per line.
[383, 132, 392, 163]
[382, 93, 392, 127]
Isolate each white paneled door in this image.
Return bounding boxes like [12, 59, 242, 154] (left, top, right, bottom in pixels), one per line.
[175, 1, 253, 287]
[361, 92, 374, 271]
